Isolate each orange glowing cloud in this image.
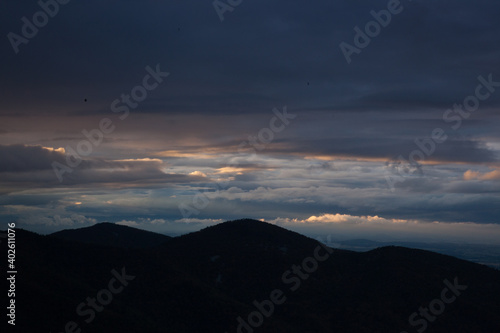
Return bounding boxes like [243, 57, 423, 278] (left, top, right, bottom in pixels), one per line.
[189, 171, 208, 177]
[464, 169, 500, 181]
[264, 213, 410, 225]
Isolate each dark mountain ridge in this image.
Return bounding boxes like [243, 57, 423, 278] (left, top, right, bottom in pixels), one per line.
[5, 219, 500, 332]
[327, 238, 500, 270]
[49, 222, 171, 248]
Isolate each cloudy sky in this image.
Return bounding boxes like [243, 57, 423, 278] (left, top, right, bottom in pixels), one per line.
[1, 0, 499, 242]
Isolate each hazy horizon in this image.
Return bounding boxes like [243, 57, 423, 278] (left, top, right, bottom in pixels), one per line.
[13, 218, 500, 247]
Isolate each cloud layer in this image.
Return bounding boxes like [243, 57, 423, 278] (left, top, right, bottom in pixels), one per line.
[0, 1, 499, 240]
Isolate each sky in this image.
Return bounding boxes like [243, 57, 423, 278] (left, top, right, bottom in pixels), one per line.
[1, 0, 499, 243]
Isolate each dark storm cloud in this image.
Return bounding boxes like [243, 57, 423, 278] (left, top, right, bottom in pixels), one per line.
[0, 144, 66, 172]
[2, 0, 500, 117]
[58, 164, 201, 187]
[255, 135, 497, 165]
[1, 1, 500, 233]
[0, 144, 205, 193]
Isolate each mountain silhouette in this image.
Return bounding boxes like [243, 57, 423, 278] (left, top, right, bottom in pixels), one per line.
[50, 222, 171, 248]
[8, 219, 500, 332]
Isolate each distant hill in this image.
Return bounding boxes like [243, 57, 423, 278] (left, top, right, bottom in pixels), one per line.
[49, 222, 171, 248]
[325, 238, 500, 270]
[9, 219, 500, 332]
